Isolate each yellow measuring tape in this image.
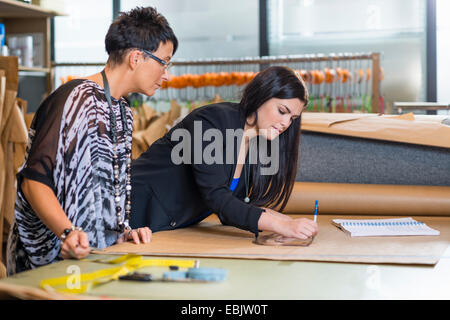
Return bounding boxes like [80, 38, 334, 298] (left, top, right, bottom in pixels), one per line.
[40, 254, 197, 294]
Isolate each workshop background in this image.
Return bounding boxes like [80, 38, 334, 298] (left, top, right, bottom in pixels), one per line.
[0, 0, 449, 283]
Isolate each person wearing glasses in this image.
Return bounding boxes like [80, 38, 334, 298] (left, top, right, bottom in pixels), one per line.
[7, 7, 177, 275]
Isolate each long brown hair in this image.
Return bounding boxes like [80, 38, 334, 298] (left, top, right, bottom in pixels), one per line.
[240, 66, 308, 211]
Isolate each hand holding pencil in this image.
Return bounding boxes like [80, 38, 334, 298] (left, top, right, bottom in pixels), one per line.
[280, 200, 320, 240]
[258, 206, 319, 240]
[273, 217, 319, 240]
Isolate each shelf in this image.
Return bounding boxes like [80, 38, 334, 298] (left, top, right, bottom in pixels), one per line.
[18, 65, 50, 73]
[393, 102, 450, 113]
[0, 0, 63, 18]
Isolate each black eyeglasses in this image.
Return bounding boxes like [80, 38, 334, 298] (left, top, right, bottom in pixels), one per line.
[140, 49, 172, 70]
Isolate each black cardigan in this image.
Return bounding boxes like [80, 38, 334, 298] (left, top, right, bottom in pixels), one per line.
[130, 102, 264, 235]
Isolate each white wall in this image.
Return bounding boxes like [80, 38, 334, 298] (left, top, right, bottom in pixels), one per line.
[121, 0, 259, 59]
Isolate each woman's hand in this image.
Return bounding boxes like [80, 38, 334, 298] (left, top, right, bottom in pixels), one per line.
[22, 179, 91, 260]
[60, 230, 91, 260]
[258, 209, 319, 239]
[276, 218, 319, 239]
[117, 227, 152, 244]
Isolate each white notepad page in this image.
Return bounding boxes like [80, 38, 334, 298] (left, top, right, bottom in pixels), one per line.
[332, 217, 440, 237]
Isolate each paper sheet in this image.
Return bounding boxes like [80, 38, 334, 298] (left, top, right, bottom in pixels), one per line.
[98, 214, 450, 265]
[301, 112, 450, 149]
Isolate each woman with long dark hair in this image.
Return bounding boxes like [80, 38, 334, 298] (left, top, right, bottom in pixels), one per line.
[130, 66, 318, 239]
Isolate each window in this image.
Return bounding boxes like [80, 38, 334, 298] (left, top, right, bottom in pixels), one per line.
[53, 0, 113, 87]
[436, 0, 450, 107]
[268, 0, 427, 108]
[120, 0, 259, 59]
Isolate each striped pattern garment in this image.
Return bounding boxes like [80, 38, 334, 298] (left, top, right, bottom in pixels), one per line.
[6, 79, 133, 275]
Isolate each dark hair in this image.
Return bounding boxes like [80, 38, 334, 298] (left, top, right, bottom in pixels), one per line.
[105, 6, 178, 65]
[240, 66, 309, 212]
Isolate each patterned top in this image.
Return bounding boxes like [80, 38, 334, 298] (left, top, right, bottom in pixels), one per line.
[7, 79, 133, 275]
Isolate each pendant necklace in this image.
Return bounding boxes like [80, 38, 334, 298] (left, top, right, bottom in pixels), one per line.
[244, 157, 250, 203]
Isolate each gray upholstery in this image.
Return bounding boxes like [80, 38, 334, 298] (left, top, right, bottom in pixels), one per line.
[296, 131, 450, 186]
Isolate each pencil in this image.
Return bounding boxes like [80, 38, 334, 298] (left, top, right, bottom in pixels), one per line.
[314, 200, 319, 222]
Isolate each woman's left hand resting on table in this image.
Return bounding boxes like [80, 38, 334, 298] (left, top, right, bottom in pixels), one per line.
[116, 227, 152, 244]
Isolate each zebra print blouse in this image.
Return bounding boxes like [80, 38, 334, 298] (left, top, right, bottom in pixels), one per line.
[7, 79, 133, 275]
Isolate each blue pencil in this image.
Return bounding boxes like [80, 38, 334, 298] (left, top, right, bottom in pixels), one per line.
[314, 200, 319, 222]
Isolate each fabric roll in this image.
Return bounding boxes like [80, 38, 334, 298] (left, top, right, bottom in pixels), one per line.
[283, 182, 450, 216]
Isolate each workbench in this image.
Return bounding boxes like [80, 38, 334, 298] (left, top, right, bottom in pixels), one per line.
[1, 246, 449, 300]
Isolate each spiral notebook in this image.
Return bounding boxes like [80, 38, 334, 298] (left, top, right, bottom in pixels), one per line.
[332, 217, 440, 237]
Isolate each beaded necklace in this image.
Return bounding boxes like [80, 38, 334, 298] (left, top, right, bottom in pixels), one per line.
[101, 70, 132, 233]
